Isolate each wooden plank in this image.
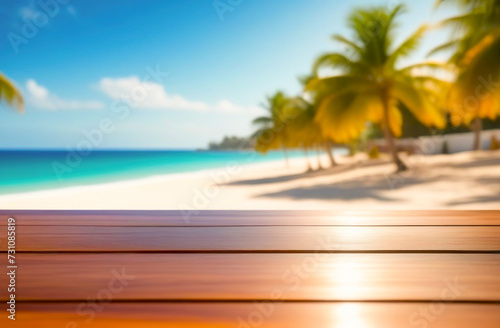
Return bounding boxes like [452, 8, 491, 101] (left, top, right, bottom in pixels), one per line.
[1, 210, 500, 226]
[6, 226, 500, 252]
[4, 254, 500, 301]
[3, 303, 500, 328]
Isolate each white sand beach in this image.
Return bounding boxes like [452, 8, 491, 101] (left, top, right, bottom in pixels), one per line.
[0, 151, 499, 210]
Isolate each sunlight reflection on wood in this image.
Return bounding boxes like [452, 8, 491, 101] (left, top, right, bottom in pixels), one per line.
[334, 303, 370, 328]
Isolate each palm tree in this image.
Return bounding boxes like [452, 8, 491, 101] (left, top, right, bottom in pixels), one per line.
[287, 95, 338, 169]
[287, 96, 323, 169]
[288, 74, 339, 169]
[430, 0, 500, 150]
[252, 91, 296, 166]
[0, 72, 24, 112]
[308, 5, 447, 172]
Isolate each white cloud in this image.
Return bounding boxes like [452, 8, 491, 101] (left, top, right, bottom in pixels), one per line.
[27, 79, 48, 99]
[26, 79, 105, 110]
[98, 76, 261, 114]
[98, 76, 208, 111]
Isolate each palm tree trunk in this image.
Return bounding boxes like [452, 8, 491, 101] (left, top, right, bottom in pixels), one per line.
[382, 94, 407, 172]
[283, 147, 289, 168]
[304, 149, 313, 172]
[316, 145, 324, 170]
[324, 141, 337, 167]
[472, 118, 482, 151]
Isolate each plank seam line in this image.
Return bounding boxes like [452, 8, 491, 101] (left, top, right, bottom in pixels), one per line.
[10, 300, 500, 304]
[8, 224, 500, 227]
[6, 250, 500, 254]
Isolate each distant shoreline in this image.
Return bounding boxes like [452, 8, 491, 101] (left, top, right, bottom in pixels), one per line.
[0, 149, 349, 196]
[0, 155, 304, 204]
[0, 151, 309, 197]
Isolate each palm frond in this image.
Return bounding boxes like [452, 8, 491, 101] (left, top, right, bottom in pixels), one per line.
[331, 34, 363, 55]
[390, 25, 428, 65]
[392, 75, 446, 129]
[399, 61, 453, 74]
[0, 72, 24, 112]
[313, 53, 361, 74]
[252, 116, 272, 127]
[427, 40, 459, 57]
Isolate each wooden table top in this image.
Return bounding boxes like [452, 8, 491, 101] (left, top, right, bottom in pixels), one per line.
[1, 210, 499, 327]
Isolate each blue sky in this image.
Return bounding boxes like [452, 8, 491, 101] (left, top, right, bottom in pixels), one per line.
[0, 0, 456, 149]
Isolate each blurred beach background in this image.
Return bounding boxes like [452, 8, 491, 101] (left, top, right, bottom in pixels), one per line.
[0, 0, 499, 210]
[0, 149, 498, 210]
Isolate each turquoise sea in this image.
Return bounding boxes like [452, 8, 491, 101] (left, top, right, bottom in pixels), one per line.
[0, 150, 312, 195]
